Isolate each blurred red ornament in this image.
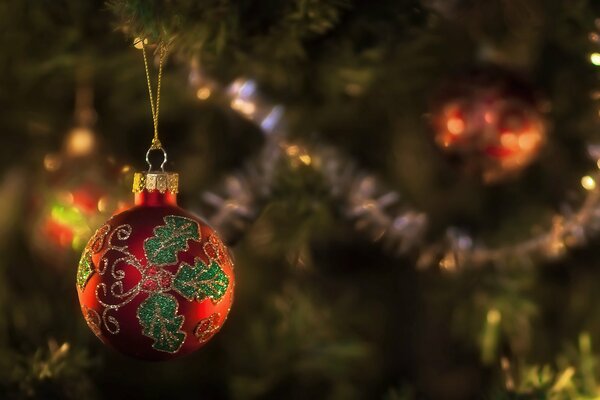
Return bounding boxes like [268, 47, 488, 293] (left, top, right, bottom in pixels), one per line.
[431, 66, 547, 183]
[76, 171, 234, 360]
[30, 130, 133, 268]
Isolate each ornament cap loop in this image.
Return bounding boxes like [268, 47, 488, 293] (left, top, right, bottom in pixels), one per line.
[132, 171, 179, 194]
[145, 146, 168, 172]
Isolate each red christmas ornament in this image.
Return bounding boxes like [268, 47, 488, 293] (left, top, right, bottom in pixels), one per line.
[76, 170, 234, 360]
[431, 67, 547, 183]
[31, 150, 132, 269]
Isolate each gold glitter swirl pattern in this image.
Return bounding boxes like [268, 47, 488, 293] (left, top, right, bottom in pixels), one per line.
[95, 224, 143, 334]
[194, 313, 221, 344]
[82, 305, 102, 337]
[81, 215, 231, 355]
[89, 224, 111, 254]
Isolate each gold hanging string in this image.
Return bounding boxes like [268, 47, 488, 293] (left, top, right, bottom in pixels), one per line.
[140, 40, 168, 150]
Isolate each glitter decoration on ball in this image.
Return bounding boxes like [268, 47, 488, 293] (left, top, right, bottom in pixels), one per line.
[431, 66, 547, 183]
[76, 171, 234, 360]
[76, 41, 234, 360]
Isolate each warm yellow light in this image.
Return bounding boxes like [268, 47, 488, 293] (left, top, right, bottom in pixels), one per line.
[518, 132, 540, 152]
[283, 144, 312, 167]
[446, 117, 465, 135]
[230, 98, 256, 115]
[486, 309, 501, 324]
[196, 87, 211, 100]
[298, 154, 312, 166]
[97, 196, 109, 213]
[66, 127, 95, 157]
[590, 52, 600, 66]
[500, 133, 518, 149]
[551, 367, 575, 392]
[242, 103, 255, 115]
[285, 145, 299, 157]
[133, 37, 148, 49]
[581, 175, 596, 191]
[439, 253, 457, 272]
[58, 191, 74, 205]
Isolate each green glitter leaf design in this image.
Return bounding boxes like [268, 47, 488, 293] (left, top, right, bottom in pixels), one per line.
[76, 250, 94, 290]
[173, 259, 229, 304]
[143, 216, 201, 266]
[136, 293, 186, 353]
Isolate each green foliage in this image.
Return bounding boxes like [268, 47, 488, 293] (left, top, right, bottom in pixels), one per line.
[382, 386, 416, 400]
[246, 154, 337, 268]
[452, 266, 539, 364]
[2, 341, 98, 400]
[227, 284, 373, 399]
[490, 334, 600, 399]
[108, 0, 349, 56]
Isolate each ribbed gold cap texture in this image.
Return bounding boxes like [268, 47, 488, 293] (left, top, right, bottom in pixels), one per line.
[132, 171, 179, 194]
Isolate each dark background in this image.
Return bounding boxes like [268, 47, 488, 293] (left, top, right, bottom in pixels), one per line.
[2, 1, 600, 399]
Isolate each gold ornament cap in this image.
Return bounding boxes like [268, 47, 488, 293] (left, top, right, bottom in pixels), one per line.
[132, 171, 179, 194]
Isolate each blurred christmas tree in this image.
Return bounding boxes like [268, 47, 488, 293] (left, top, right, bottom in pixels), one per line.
[3, 0, 600, 398]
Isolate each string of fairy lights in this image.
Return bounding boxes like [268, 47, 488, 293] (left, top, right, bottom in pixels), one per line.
[188, 60, 289, 244]
[29, 17, 600, 397]
[188, 23, 600, 271]
[38, 27, 600, 272]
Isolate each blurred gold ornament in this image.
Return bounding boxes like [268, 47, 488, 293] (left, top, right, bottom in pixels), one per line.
[581, 175, 596, 191]
[65, 127, 96, 157]
[196, 87, 211, 100]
